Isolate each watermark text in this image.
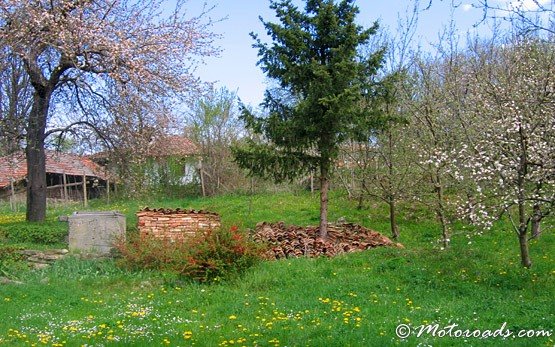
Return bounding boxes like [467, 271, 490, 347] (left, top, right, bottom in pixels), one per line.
[395, 322, 552, 340]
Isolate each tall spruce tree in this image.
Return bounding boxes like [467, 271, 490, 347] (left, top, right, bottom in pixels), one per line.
[233, 0, 385, 238]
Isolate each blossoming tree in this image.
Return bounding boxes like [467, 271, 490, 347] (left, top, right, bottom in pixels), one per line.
[0, 0, 217, 221]
[460, 39, 555, 267]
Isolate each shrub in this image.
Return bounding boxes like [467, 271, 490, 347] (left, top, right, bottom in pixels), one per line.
[114, 226, 264, 282]
[0, 222, 67, 244]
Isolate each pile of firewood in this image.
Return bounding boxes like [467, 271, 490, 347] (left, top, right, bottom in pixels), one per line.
[252, 221, 403, 260]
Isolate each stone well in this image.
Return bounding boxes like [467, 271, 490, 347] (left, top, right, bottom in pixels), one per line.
[68, 211, 126, 256]
[136, 208, 221, 241]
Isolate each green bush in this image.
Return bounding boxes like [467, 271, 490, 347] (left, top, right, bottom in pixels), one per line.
[114, 226, 264, 282]
[0, 222, 68, 244]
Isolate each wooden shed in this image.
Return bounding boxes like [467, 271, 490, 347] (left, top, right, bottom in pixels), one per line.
[0, 150, 111, 204]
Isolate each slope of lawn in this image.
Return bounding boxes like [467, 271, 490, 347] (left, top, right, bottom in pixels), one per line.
[0, 191, 553, 346]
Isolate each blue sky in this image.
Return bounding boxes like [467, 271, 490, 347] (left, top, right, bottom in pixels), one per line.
[185, 0, 492, 106]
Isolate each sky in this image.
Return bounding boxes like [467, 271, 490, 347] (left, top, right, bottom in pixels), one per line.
[183, 0, 536, 107]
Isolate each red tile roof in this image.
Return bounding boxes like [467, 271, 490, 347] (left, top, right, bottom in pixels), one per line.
[147, 135, 199, 158]
[0, 150, 109, 188]
[89, 135, 199, 162]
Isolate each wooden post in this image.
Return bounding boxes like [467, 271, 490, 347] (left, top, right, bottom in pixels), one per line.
[106, 179, 110, 204]
[199, 158, 206, 197]
[82, 174, 88, 207]
[62, 173, 68, 202]
[310, 172, 314, 195]
[10, 178, 15, 212]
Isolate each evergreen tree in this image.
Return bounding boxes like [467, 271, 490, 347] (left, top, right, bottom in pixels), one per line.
[233, 0, 385, 238]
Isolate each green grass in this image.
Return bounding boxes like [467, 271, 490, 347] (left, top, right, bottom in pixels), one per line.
[0, 191, 553, 346]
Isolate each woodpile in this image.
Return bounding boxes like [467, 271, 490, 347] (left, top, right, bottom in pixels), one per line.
[252, 222, 402, 260]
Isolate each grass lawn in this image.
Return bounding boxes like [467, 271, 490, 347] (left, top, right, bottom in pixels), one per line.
[0, 191, 553, 346]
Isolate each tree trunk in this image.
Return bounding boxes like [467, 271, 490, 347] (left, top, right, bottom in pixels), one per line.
[516, 147, 531, 267]
[357, 177, 366, 210]
[319, 165, 330, 239]
[387, 129, 399, 240]
[531, 204, 541, 238]
[434, 175, 449, 248]
[26, 91, 51, 222]
[389, 195, 400, 240]
[519, 229, 532, 268]
[517, 183, 532, 268]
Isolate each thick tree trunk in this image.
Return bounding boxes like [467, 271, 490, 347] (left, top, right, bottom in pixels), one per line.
[26, 91, 51, 222]
[319, 165, 330, 239]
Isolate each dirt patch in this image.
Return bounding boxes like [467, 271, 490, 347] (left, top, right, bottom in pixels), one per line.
[252, 222, 403, 260]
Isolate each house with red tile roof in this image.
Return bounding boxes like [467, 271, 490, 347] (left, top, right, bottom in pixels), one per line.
[89, 135, 201, 195]
[147, 135, 199, 159]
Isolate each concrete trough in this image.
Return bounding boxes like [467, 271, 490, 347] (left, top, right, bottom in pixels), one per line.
[68, 211, 126, 256]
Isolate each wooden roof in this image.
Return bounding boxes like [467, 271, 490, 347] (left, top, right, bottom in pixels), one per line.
[0, 150, 108, 189]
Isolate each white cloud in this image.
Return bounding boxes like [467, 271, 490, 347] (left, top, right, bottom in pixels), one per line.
[462, 3, 473, 11]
